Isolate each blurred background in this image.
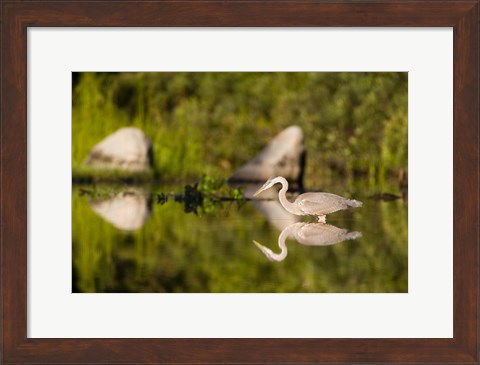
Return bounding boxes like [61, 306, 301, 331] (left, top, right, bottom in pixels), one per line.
[72, 72, 408, 293]
[72, 72, 407, 184]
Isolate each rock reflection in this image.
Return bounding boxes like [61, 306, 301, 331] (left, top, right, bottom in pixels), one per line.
[90, 190, 151, 231]
[254, 222, 362, 262]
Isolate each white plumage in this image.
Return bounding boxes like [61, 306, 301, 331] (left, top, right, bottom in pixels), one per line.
[253, 222, 362, 262]
[254, 176, 362, 222]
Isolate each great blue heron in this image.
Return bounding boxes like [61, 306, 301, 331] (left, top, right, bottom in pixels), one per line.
[253, 222, 362, 262]
[253, 176, 362, 222]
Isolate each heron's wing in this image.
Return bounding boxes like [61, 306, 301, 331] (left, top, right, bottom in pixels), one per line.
[294, 223, 362, 246]
[295, 192, 352, 216]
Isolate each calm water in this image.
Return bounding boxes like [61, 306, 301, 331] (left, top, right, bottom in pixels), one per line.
[72, 181, 407, 293]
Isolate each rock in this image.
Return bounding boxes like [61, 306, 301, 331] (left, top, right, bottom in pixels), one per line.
[90, 191, 151, 231]
[86, 127, 152, 172]
[230, 126, 305, 185]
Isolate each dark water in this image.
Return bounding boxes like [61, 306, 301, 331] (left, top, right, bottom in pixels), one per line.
[72, 181, 407, 293]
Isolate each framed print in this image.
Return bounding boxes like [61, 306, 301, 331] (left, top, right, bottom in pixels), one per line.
[1, 1, 478, 364]
[31, 29, 448, 340]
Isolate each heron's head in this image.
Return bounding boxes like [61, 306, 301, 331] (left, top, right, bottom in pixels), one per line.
[253, 176, 278, 197]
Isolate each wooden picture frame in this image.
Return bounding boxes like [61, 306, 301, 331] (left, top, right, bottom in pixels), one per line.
[1, 1, 478, 363]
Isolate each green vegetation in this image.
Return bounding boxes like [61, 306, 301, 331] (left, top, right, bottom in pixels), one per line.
[72, 165, 155, 184]
[155, 175, 244, 215]
[72, 72, 407, 185]
[179, 175, 244, 215]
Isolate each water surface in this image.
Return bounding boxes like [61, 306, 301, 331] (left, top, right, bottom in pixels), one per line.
[72, 181, 407, 293]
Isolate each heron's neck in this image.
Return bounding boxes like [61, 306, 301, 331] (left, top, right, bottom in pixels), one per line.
[254, 223, 304, 262]
[274, 222, 304, 261]
[274, 226, 291, 261]
[277, 179, 302, 215]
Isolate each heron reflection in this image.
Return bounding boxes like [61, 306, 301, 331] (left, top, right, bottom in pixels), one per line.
[253, 221, 362, 262]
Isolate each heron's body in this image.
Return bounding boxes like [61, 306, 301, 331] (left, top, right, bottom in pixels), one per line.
[254, 176, 362, 221]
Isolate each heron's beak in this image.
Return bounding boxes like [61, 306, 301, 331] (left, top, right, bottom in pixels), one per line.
[253, 187, 265, 197]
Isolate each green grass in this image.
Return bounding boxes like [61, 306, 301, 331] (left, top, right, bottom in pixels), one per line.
[72, 165, 156, 184]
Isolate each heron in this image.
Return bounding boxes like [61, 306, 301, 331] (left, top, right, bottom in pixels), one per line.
[253, 222, 362, 262]
[253, 176, 362, 223]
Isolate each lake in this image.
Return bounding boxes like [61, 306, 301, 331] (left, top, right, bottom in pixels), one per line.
[72, 179, 407, 293]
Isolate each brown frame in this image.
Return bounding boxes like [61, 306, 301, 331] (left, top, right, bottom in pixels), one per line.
[1, 1, 478, 364]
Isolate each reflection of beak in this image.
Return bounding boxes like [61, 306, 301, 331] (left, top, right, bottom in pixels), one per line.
[253, 240, 278, 262]
[253, 240, 263, 248]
